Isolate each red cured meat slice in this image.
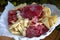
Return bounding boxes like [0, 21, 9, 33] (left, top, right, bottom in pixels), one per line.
[20, 4, 43, 19]
[26, 24, 48, 38]
[8, 10, 18, 25]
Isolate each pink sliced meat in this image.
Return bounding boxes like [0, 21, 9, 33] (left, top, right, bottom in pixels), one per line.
[26, 24, 48, 38]
[8, 10, 18, 25]
[20, 4, 43, 19]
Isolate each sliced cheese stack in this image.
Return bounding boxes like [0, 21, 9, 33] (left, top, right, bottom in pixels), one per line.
[41, 7, 58, 29]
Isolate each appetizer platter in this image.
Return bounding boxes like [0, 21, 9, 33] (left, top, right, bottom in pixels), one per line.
[8, 2, 58, 38]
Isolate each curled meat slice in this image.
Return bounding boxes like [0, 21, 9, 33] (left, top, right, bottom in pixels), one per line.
[20, 4, 43, 19]
[26, 23, 48, 38]
[8, 10, 18, 25]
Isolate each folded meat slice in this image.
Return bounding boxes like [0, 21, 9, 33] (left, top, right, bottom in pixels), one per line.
[26, 23, 48, 38]
[20, 4, 43, 19]
[8, 10, 18, 25]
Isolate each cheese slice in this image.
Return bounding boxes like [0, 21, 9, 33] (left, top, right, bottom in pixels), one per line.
[43, 7, 51, 17]
[49, 15, 58, 27]
[42, 17, 50, 29]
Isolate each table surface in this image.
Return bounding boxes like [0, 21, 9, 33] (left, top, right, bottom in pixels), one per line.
[43, 29, 60, 40]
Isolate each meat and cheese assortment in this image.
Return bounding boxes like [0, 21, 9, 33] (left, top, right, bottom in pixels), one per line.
[8, 2, 58, 38]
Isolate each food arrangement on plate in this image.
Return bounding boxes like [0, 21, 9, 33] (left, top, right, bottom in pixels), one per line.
[8, 2, 58, 38]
